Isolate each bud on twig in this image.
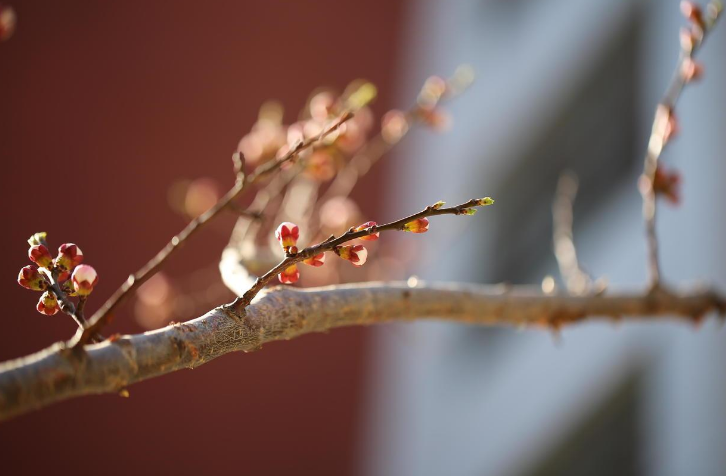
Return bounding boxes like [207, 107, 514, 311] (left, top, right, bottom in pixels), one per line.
[54, 243, 84, 272]
[275, 222, 300, 250]
[302, 253, 326, 267]
[18, 266, 48, 291]
[278, 264, 300, 284]
[28, 245, 53, 269]
[334, 244, 368, 267]
[71, 264, 98, 296]
[36, 291, 60, 316]
[354, 221, 379, 241]
[402, 217, 429, 233]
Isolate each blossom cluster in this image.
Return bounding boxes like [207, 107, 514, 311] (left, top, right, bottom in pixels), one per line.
[273, 216, 419, 284]
[17, 233, 98, 316]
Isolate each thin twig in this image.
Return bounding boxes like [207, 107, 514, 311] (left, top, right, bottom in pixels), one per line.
[230, 198, 493, 309]
[552, 172, 592, 294]
[640, 4, 721, 288]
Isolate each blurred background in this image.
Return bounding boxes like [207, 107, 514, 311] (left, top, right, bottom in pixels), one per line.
[1, 1, 725, 475]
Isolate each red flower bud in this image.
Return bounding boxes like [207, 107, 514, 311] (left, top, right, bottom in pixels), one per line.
[402, 217, 429, 234]
[335, 244, 368, 267]
[36, 291, 60, 316]
[354, 221, 379, 241]
[278, 264, 300, 284]
[275, 222, 300, 250]
[302, 252, 326, 267]
[18, 265, 48, 291]
[71, 264, 98, 296]
[55, 243, 84, 271]
[28, 244, 53, 268]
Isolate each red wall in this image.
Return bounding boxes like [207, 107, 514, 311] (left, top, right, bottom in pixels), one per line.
[0, 1, 403, 474]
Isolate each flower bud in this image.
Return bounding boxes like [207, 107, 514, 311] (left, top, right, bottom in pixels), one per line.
[402, 217, 429, 234]
[475, 197, 495, 206]
[278, 264, 300, 284]
[71, 264, 98, 296]
[275, 222, 300, 250]
[335, 244, 368, 267]
[460, 208, 477, 215]
[431, 201, 445, 210]
[302, 252, 326, 267]
[55, 243, 84, 271]
[27, 232, 48, 247]
[18, 266, 48, 291]
[28, 244, 53, 268]
[354, 221, 379, 241]
[36, 291, 60, 316]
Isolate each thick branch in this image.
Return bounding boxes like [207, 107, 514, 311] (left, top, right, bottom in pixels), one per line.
[1, 281, 723, 421]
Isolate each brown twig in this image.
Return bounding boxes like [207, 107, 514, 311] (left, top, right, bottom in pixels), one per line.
[229, 198, 494, 310]
[552, 172, 592, 294]
[69, 112, 353, 347]
[640, 3, 721, 288]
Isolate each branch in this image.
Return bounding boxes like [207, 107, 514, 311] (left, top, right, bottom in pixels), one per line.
[69, 112, 353, 347]
[0, 281, 722, 421]
[552, 172, 593, 294]
[230, 198, 494, 309]
[639, 3, 721, 287]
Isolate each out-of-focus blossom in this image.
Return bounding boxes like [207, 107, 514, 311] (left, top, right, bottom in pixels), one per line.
[418, 75, 447, 106]
[304, 150, 337, 181]
[681, 1, 705, 28]
[184, 178, 220, 218]
[681, 57, 704, 82]
[653, 166, 682, 205]
[0, 4, 16, 41]
[320, 197, 361, 234]
[381, 110, 409, 144]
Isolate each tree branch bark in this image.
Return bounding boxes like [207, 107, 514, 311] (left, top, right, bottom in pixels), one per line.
[0, 281, 723, 421]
